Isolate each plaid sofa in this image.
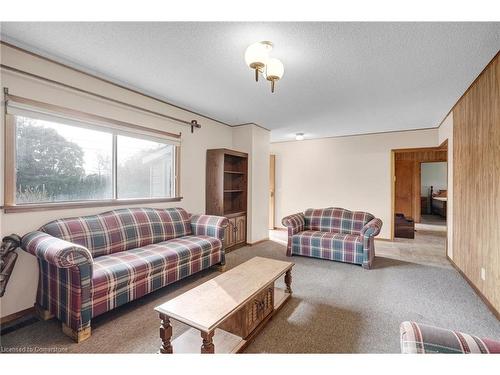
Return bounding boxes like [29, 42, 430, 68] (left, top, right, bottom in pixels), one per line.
[282, 207, 382, 269]
[21, 207, 228, 341]
[400, 321, 500, 353]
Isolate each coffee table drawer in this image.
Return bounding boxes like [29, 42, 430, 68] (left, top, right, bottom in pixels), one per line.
[220, 282, 274, 339]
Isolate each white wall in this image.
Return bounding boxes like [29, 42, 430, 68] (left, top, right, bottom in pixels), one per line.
[232, 124, 270, 243]
[249, 126, 271, 243]
[438, 112, 453, 258]
[421, 162, 447, 197]
[0, 44, 270, 317]
[270, 129, 440, 239]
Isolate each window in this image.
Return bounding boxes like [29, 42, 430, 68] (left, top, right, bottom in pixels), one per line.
[7, 109, 179, 210]
[117, 135, 175, 199]
[15, 116, 113, 203]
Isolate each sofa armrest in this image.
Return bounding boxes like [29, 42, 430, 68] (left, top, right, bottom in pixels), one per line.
[21, 231, 93, 268]
[282, 213, 305, 257]
[190, 215, 229, 241]
[400, 321, 500, 354]
[281, 213, 305, 234]
[360, 218, 383, 237]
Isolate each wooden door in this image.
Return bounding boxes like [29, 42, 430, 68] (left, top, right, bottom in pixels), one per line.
[395, 160, 414, 219]
[224, 218, 236, 248]
[269, 155, 275, 229]
[234, 215, 246, 244]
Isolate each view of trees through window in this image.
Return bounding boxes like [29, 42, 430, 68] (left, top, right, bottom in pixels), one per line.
[14, 115, 175, 204]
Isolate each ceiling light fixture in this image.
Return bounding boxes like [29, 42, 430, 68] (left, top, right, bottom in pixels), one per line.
[295, 133, 304, 141]
[245, 41, 284, 93]
[265, 58, 285, 93]
[244, 41, 273, 82]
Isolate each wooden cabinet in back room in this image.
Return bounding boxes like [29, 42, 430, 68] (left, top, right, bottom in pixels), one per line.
[206, 149, 248, 252]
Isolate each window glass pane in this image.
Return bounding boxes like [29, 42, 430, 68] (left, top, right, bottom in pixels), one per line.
[15, 115, 113, 203]
[117, 135, 174, 199]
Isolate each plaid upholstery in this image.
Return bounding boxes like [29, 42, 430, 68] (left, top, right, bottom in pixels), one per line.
[40, 207, 192, 258]
[360, 218, 383, 238]
[304, 207, 374, 234]
[22, 208, 226, 334]
[91, 235, 222, 317]
[283, 208, 382, 269]
[22, 231, 92, 333]
[190, 214, 228, 240]
[190, 214, 228, 265]
[400, 321, 500, 354]
[281, 213, 305, 256]
[360, 218, 383, 268]
[22, 231, 93, 268]
[291, 231, 364, 264]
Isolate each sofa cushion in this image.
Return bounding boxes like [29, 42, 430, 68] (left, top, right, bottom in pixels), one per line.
[291, 230, 363, 264]
[304, 207, 374, 234]
[40, 207, 192, 257]
[91, 235, 222, 317]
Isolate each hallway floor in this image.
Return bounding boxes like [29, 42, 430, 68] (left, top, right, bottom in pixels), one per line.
[415, 214, 447, 232]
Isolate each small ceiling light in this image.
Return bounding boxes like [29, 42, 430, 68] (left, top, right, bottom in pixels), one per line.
[265, 58, 285, 93]
[244, 41, 273, 82]
[295, 133, 304, 141]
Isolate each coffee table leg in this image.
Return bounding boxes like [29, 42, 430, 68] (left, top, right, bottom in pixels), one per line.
[285, 269, 292, 294]
[159, 313, 173, 354]
[201, 331, 215, 354]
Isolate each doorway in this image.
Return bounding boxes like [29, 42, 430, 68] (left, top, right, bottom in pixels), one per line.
[391, 141, 448, 239]
[419, 161, 447, 231]
[269, 154, 275, 230]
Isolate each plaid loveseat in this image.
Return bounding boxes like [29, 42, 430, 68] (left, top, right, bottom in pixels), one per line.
[400, 321, 500, 354]
[21, 207, 228, 341]
[282, 207, 382, 269]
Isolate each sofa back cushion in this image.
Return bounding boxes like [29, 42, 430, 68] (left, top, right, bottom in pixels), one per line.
[304, 207, 374, 234]
[40, 207, 192, 257]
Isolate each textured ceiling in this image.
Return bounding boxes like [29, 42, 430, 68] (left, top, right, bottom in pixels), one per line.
[1, 22, 499, 141]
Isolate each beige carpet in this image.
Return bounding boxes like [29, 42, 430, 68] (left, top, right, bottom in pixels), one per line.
[1, 239, 499, 353]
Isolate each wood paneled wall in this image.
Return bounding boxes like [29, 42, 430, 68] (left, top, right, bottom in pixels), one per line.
[452, 53, 500, 316]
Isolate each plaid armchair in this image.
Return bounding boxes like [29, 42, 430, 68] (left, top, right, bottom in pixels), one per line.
[400, 321, 500, 353]
[282, 207, 382, 269]
[22, 207, 228, 342]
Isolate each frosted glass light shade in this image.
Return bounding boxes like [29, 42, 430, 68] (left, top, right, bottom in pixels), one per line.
[295, 133, 304, 141]
[265, 58, 284, 80]
[244, 41, 272, 69]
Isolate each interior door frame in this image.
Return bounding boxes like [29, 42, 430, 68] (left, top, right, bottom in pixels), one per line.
[269, 154, 276, 229]
[390, 141, 448, 240]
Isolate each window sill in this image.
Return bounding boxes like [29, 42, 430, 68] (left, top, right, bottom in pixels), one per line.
[2, 197, 183, 213]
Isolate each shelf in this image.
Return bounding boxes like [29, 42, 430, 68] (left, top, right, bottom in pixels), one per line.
[224, 211, 246, 218]
[224, 170, 245, 175]
[207, 149, 247, 243]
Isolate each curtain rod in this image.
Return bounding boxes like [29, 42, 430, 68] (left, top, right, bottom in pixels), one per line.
[0, 64, 201, 132]
[4, 90, 182, 140]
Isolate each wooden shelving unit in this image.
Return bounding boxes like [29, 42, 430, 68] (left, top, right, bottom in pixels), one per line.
[224, 170, 245, 175]
[206, 149, 248, 251]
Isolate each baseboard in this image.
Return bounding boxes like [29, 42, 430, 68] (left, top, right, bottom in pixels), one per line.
[447, 255, 500, 321]
[0, 306, 35, 326]
[247, 238, 270, 246]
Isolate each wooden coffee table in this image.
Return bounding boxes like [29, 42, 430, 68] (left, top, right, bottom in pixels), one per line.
[155, 256, 294, 354]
